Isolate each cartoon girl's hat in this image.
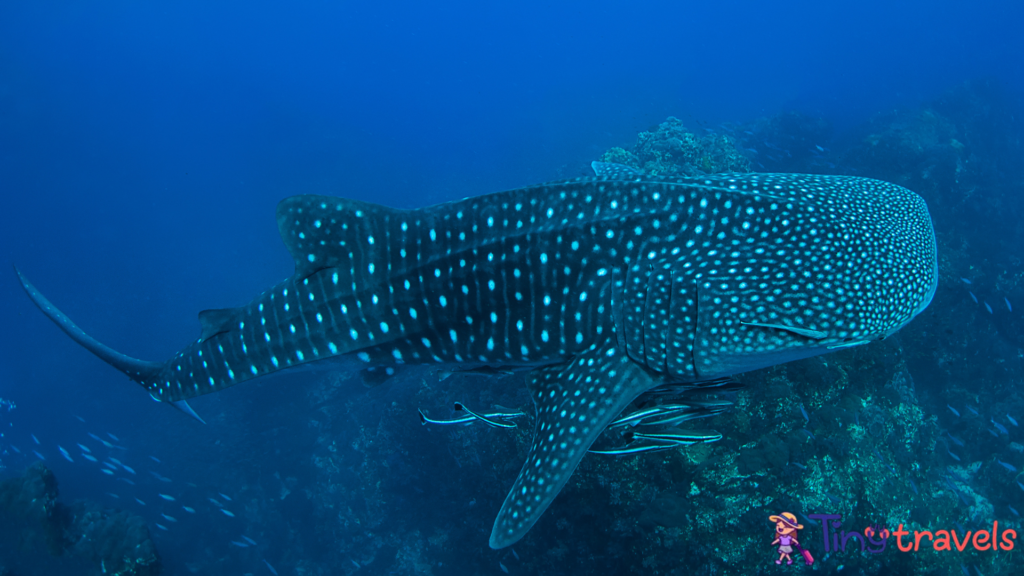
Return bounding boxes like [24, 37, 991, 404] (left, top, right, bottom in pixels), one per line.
[769, 512, 803, 530]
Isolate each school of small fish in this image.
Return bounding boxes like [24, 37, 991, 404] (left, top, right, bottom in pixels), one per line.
[960, 276, 1013, 314]
[1, 415, 279, 573]
[941, 397, 1024, 518]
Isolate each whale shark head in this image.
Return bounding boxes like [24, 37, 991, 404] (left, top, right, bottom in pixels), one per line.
[674, 173, 939, 378]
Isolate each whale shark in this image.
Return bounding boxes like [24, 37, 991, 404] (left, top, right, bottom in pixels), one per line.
[17, 164, 938, 548]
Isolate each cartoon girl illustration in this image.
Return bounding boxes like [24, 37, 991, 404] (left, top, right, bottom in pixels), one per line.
[769, 512, 807, 565]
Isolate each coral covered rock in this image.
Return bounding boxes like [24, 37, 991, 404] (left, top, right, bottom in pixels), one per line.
[599, 116, 750, 176]
[0, 463, 160, 576]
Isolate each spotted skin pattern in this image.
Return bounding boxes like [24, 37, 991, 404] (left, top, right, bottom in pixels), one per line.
[17, 169, 938, 549]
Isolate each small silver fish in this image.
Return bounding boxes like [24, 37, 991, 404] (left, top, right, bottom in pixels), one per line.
[948, 405, 961, 417]
[77, 443, 91, 453]
[74, 415, 86, 423]
[1008, 414, 1019, 427]
[106, 492, 119, 499]
[263, 560, 279, 576]
[996, 459, 1016, 472]
[149, 455, 161, 463]
[230, 541, 249, 547]
[135, 498, 146, 505]
[209, 498, 223, 506]
[219, 492, 232, 501]
[969, 291, 978, 303]
[967, 405, 980, 416]
[1006, 298, 1013, 312]
[1011, 505, 1020, 517]
[161, 513, 177, 523]
[220, 509, 235, 517]
[117, 477, 135, 485]
[512, 548, 519, 561]
[158, 494, 175, 502]
[961, 277, 972, 284]
[993, 419, 1009, 435]
[107, 433, 119, 442]
[182, 506, 195, 513]
[985, 302, 993, 314]
[242, 535, 256, 545]
[499, 561, 509, 574]
[31, 434, 39, 444]
[58, 446, 73, 462]
[155, 523, 167, 531]
[101, 469, 113, 475]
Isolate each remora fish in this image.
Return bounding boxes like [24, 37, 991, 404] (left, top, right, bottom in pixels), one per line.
[438, 366, 517, 381]
[16, 166, 938, 549]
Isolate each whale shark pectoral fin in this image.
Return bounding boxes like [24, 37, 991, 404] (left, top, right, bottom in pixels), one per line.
[488, 342, 653, 549]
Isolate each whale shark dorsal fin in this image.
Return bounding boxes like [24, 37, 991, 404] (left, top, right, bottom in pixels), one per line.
[198, 308, 242, 342]
[591, 161, 642, 179]
[276, 195, 402, 281]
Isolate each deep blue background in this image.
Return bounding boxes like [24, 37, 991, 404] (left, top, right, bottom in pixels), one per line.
[1, 1, 1022, 573]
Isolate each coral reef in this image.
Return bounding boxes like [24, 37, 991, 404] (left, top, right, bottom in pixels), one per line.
[598, 116, 750, 176]
[0, 463, 160, 576]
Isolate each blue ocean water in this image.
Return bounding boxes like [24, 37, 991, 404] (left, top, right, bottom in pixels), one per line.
[1, 1, 1023, 574]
